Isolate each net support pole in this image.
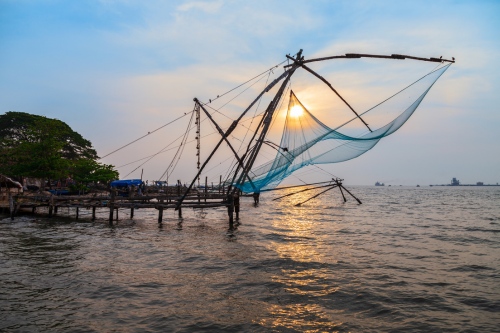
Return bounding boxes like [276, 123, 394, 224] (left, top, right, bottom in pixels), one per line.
[232, 61, 300, 194]
[176, 66, 295, 210]
[294, 185, 338, 207]
[195, 99, 257, 191]
[334, 179, 362, 204]
[286, 54, 372, 132]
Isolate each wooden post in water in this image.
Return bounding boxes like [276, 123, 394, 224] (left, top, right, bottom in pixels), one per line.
[228, 194, 234, 227]
[234, 190, 240, 221]
[54, 206, 58, 215]
[108, 190, 115, 225]
[9, 194, 14, 220]
[92, 206, 96, 221]
[219, 175, 222, 194]
[176, 180, 183, 218]
[158, 206, 163, 223]
[76, 207, 79, 220]
[130, 185, 135, 218]
[158, 199, 164, 223]
[205, 176, 208, 202]
[48, 196, 54, 218]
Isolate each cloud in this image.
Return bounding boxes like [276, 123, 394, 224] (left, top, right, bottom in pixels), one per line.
[177, 0, 224, 13]
[1, 0, 499, 184]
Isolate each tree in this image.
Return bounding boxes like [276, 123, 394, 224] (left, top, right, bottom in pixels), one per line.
[70, 159, 119, 184]
[0, 111, 97, 160]
[0, 112, 119, 186]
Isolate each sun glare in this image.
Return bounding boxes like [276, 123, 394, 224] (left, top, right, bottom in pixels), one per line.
[289, 105, 304, 118]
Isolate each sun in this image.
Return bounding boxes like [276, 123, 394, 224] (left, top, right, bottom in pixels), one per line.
[289, 105, 304, 118]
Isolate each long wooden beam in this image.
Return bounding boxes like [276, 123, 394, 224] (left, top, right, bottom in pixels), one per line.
[284, 53, 455, 68]
[299, 61, 372, 132]
[231, 64, 299, 194]
[195, 98, 256, 191]
[272, 183, 335, 201]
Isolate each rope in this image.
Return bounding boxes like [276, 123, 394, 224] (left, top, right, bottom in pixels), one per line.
[157, 108, 196, 181]
[99, 58, 290, 161]
[99, 112, 193, 160]
[199, 59, 289, 106]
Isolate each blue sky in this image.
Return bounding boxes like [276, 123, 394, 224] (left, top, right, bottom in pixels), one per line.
[1, 0, 499, 185]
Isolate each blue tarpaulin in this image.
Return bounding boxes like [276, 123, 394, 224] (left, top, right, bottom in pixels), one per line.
[110, 179, 143, 188]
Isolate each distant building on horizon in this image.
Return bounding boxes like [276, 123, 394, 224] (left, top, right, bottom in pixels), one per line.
[451, 177, 460, 186]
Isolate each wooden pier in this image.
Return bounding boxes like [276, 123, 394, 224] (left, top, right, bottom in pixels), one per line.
[1, 189, 238, 226]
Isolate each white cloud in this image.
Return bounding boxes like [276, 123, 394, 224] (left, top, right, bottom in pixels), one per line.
[177, 0, 224, 13]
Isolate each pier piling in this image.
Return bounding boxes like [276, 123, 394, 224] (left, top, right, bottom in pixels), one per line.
[158, 206, 163, 223]
[9, 194, 14, 220]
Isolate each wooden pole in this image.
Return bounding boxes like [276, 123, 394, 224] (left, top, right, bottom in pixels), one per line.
[130, 208, 134, 218]
[76, 207, 79, 220]
[272, 183, 334, 201]
[177, 68, 294, 210]
[48, 196, 54, 218]
[339, 184, 362, 204]
[9, 194, 14, 220]
[92, 206, 96, 221]
[231, 66, 297, 194]
[228, 195, 234, 228]
[109, 190, 115, 225]
[158, 206, 163, 223]
[234, 191, 240, 221]
[338, 184, 347, 202]
[294, 185, 338, 207]
[205, 176, 208, 202]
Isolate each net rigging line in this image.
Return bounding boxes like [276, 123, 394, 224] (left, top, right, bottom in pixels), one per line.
[116, 99, 266, 176]
[197, 57, 292, 107]
[123, 109, 196, 179]
[99, 112, 193, 160]
[158, 109, 197, 181]
[220, 71, 275, 184]
[115, 129, 217, 169]
[99, 56, 291, 162]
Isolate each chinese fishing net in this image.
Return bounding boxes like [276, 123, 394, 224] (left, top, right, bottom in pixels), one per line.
[236, 63, 451, 193]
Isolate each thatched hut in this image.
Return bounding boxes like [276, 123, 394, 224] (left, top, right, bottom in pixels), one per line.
[0, 175, 23, 202]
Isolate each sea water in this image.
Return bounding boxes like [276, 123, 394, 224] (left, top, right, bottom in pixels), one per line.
[1, 186, 499, 332]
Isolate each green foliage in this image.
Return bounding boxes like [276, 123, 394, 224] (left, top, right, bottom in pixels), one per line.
[0, 111, 98, 160]
[0, 111, 119, 185]
[70, 159, 119, 184]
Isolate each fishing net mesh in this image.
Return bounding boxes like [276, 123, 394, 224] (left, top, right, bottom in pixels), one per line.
[236, 64, 450, 192]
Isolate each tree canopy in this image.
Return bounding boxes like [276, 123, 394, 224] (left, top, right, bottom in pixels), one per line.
[0, 111, 118, 185]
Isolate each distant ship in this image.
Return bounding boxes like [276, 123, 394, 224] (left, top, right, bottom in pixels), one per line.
[375, 181, 385, 186]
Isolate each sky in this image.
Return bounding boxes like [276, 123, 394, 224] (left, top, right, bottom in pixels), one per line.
[1, 0, 499, 186]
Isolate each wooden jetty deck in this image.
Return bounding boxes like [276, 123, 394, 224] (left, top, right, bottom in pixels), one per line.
[1, 189, 239, 225]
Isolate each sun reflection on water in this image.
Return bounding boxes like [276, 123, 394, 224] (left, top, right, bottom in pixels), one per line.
[261, 192, 344, 331]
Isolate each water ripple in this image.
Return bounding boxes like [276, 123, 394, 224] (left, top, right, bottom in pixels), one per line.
[1, 186, 499, 332]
